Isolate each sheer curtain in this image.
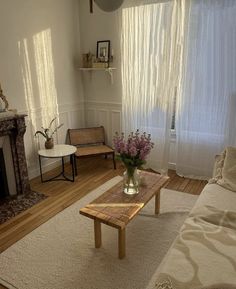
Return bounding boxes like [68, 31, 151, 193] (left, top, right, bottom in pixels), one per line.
[176, 0, 236, 179]
[121, 0, 188, 174]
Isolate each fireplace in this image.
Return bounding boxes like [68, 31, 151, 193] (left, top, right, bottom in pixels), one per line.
[0, 114, 30, 198]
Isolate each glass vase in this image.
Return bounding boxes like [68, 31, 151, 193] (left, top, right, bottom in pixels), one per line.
[123, 166, 140, 195]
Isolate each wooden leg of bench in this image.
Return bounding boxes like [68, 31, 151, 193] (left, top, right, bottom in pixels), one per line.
[118, 228, 126, 259]
[94, 219, 102, 248]
[155, 189, 161, 214]
[113, 153, 116, 170]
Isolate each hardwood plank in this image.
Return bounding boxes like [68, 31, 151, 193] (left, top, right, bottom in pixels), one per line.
[166, 174, 180, 190]
[176, 177, 190, 192]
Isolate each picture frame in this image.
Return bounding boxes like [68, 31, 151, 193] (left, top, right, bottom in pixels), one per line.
[96, 40, 110, 62]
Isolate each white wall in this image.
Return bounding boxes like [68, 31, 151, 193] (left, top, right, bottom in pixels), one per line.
[0, 0, 85, 178]
[78, 0, 122, 145]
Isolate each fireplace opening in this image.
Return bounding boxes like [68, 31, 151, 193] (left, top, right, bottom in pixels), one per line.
[0, 148, 9, 199]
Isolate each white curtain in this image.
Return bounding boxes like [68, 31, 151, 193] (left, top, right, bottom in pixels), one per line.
[121, 0, 188, 174]
[176, 0, 236, 179]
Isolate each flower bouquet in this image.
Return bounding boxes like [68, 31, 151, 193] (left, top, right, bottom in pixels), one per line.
[113, 130, 154, 194]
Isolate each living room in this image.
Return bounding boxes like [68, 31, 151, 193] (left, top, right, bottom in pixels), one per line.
[0, 0, 236, 288]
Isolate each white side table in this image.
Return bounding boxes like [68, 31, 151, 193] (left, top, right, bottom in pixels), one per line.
[38, 144, 77, 182]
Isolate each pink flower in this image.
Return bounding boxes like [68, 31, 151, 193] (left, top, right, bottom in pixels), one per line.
[129, 145, 137, 157]
[113, 130, 154, 167]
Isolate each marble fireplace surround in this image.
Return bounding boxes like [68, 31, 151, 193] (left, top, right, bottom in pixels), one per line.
[0, 114, 30, 196]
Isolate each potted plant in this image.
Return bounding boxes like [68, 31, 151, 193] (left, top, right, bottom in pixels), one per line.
[35, 117, 63, 149]
[113, 130, 154, 194]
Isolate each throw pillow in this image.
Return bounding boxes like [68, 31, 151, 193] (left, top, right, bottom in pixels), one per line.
[217, 146, 236, 192]
[208, 150, 226, 184]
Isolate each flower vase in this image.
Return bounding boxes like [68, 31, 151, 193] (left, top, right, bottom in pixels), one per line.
[45, 138, 54, 149]
[123, 166, 140, 195]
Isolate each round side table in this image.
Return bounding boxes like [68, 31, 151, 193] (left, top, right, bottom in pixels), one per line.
[38, 144, 77, 182]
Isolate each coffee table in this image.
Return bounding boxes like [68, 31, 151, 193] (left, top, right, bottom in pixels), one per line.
[80, 171, 169, 259]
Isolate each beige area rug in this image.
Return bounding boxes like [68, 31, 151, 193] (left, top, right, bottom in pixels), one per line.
[0, 176, 198, 289]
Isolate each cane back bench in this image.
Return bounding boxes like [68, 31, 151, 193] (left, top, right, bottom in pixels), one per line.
[68, 126, 116, 175]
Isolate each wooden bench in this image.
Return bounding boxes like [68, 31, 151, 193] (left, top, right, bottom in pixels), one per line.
[68, 126, 116, 175]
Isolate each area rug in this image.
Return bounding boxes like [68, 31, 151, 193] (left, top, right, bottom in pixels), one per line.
[0, 176, 198, 289]
[0, 191, 48, 225]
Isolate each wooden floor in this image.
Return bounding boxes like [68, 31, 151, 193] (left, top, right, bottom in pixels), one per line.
[0, 157, 207, 254]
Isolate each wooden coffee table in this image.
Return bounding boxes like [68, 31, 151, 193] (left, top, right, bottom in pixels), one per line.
[80, 171, 169, 259]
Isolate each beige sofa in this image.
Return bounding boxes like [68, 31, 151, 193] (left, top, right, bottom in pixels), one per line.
[149, 148, 236, 289]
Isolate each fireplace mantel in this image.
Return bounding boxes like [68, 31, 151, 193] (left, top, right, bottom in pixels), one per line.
[0, 114, 30, 196]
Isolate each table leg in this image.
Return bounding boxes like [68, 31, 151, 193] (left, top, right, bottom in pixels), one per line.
[94, 219, 102, 248]
[74, 155, 78, 176]
[155, 190, 161, 214]
[71, 154, 75, 182]
[62, 157, 65, 174]
[118, 228, 126, 259]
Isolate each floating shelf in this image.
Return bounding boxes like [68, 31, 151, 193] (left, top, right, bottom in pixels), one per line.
[78, 67, 117, 84]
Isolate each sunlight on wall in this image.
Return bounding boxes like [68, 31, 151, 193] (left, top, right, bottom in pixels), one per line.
[18, 38, 39, 162]
[18, 28, 60, 155]
[33, 29, 59, 127]
[18, 39, 35, 122]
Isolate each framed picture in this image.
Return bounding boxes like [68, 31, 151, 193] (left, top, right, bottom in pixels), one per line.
[97, 40, 110, 62]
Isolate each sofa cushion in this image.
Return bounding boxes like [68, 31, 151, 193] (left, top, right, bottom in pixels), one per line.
[152, 206, 236, 289]
[217, 147, 236, 192]
[209, 151, 225, 181]
[192, 183, 236, 212]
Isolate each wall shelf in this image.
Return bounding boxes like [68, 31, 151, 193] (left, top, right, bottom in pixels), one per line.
[78, 67, 117, 84]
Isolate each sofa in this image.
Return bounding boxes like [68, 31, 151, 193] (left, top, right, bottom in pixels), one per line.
[150, 147, 236, 289]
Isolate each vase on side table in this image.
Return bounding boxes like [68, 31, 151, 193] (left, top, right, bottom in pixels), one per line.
[45, 138, 54, 149]
[123, 166, 140, 195]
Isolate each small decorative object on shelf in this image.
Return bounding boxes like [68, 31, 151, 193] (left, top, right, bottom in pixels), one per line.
[82, 52, 95, 68]
[80, 41, 115, 83]
[113, 130, 154, 195]
[92, 62, 109, 68]
[97, 40, 110, 64]
[34, 117, 64, 149]
[81, 41, 114, 69]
